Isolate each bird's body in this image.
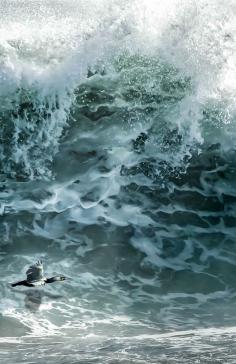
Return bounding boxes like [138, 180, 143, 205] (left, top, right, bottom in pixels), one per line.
[11, 280, 38, 287]
[11, 260, 66, 287]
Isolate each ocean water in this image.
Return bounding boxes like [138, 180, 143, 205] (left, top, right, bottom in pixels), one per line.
[1, 0, 236, 363]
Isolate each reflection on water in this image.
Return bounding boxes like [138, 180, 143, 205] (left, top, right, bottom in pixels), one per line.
[14, 289, 62, 313]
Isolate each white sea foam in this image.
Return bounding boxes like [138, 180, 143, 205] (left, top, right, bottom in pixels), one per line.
[0, 0, 236, 179]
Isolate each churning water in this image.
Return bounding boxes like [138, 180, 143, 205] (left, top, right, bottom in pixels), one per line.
[1, 0, 236, 362]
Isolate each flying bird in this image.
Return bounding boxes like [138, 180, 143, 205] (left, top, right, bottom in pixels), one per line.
[11, 260, 67, 287]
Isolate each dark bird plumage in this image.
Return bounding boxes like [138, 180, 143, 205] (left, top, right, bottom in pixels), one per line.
[11, 260, 67, 287]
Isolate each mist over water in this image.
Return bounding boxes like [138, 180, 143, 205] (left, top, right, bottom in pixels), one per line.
[1, 1, 236, 363]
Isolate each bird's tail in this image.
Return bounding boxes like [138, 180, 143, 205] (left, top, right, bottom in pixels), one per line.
[11, 280, 26, 287]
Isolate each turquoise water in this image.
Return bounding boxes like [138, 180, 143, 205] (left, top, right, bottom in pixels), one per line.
[1, 1, 236, 362]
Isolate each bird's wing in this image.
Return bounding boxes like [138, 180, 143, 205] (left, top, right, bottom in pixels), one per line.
[26, 260, 44, 282]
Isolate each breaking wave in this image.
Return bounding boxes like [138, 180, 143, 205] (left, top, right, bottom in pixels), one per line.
[1, 0, 236, 363]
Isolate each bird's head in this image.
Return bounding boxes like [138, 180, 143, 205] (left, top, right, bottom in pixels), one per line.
[56, 275, 67, 282]
[46, 275, 68, 284]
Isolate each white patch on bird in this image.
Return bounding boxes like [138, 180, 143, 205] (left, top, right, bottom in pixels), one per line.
[31, 280, 46, 286]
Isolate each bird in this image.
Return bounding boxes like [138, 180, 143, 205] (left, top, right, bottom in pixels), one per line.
[11, 260, 67, 287]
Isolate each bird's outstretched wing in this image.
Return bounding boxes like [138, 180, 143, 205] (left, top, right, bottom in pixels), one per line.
[26, 260, 44, 282]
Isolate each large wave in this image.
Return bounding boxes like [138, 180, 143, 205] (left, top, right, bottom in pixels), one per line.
[1, 1, 236, 363]
[1, 0, 236, 178]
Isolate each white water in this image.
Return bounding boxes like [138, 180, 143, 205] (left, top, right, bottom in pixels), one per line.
[1, 0, 236, 178]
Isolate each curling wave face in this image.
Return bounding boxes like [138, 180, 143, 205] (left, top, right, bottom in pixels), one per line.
[1, 0, 236, 363]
